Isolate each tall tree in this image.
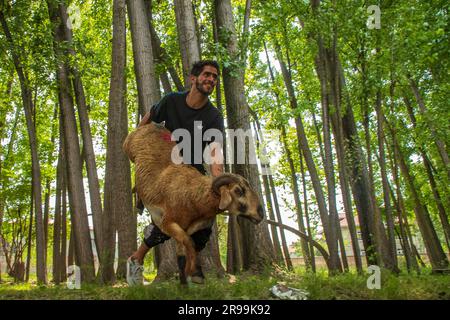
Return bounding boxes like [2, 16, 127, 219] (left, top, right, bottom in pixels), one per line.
[58, 3, 104, 265]
[385, 116, 449, 270]
[0, 10, 47, 284]
[274, 41, 342, 273]
[47, 0, 95, 282]
[215, 0, 276, 272]
[102, 0, 134, 282]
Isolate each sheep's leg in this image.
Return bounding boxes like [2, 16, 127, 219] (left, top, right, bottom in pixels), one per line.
[162, 222, 197, 278]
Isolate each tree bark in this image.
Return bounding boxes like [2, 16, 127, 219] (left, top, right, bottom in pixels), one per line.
[127, 0, 161, 117]
[103, 0, 135, 282]
[174, 0, 201, 88]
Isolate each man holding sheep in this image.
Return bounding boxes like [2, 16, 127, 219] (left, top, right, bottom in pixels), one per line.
[127, 60, 224, 286]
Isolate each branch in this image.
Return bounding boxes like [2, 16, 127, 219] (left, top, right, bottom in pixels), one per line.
[265, 219, 330, 267]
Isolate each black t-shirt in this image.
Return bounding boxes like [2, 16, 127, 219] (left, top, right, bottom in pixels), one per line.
[150, 91, 224, 174]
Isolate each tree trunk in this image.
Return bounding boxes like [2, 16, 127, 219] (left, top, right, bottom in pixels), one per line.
[386, 116, 449, 270]
[60, 169, 68, 282]
[274, 41, 341, 273]
[146, 5, 184, 92]
[262, 42, 305, 268]
[409, 78, 450, 179]
[0, 10, 47, 284]
[336, 60, 399, 272]
[251, 120, 284, 267]
[127, 0, 161, 117]
[152, 239, 176, 281]
[330, 100, 363, 273]
[58, 3, 104, 264]
[240, 0, 252, 65]
[160, 72, 172, 94]
[375, 90, 398, 267]
[103, 0, 134, 282]
[174, 0, 201, 88]
[25, 186, 33, 282]
[267, 150, 292, 270]
[300, 153, 316, 272]
[315, 40, 345, 272]
[388, 179, 418, 273]
[47, 0, 95, 282]
[52, 135, 64, 284]
[215, 0, 275, 272]
[403, 96, 450, 252]
[281, 126, 311, 269]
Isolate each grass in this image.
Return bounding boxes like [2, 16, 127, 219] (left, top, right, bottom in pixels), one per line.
[0, 268, 449, 300]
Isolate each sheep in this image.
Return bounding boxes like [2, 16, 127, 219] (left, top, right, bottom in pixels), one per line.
[123, 123, 264, 283]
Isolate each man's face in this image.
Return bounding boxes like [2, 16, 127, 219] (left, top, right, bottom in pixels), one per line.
[192, 65, 218, 96]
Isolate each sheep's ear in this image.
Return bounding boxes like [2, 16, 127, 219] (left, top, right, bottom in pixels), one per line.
[219, 186, 232, 210]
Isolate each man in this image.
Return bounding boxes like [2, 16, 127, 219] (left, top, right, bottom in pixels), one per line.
[126, 60, 224, 286]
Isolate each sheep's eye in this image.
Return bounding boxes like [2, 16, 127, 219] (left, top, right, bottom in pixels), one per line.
[234, 187, 245, 197]
[238, 203, 248, 213]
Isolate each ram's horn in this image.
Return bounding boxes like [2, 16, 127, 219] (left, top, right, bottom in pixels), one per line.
[212, 173, 240, 194]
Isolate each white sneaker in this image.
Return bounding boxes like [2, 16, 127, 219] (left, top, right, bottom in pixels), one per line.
[126, 257, 144, 286]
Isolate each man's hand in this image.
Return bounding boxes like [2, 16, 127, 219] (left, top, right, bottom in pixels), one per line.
[209, 142, 224, 177]
[211, 163, 224, 177]
[138, 111, 152, 127]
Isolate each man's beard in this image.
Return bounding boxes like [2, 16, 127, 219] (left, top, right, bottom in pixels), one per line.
[196, 79, 214, 96]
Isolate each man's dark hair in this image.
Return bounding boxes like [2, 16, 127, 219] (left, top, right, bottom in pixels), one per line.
[190, 60, 220, 76]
